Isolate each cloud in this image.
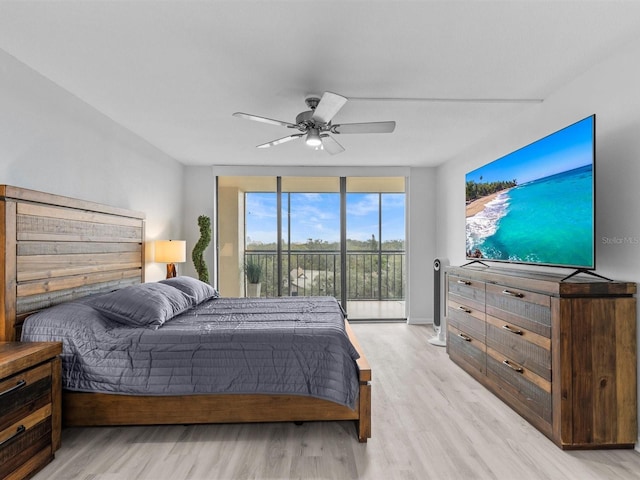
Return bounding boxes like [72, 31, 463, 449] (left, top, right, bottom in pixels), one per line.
[348, 194, 379, 216]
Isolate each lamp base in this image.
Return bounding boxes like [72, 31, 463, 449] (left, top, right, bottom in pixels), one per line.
[166, 263, 177, 279]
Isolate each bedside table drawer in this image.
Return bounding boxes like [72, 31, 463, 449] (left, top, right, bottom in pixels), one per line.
[0, 363, 52, 432]
[0, 406, 53, 480]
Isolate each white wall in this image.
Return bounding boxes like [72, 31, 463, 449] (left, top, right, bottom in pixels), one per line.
[0, 49, 185, 282]
[435, 34, 640, 446]
[181, 167, 216, 282]
[407, 167, 437, 324]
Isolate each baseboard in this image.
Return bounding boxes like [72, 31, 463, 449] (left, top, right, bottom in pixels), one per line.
[407, 317, 431, 325]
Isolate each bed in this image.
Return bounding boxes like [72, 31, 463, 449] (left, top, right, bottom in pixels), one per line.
[0, 185, 371, 444]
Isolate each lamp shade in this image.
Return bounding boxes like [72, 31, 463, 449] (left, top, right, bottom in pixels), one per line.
[154, 240, 186, 263]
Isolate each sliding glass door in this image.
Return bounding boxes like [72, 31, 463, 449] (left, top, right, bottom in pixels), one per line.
[281, 177, 341, 298]
[345, 178, 406, 320]
[217, 175, 406, 320]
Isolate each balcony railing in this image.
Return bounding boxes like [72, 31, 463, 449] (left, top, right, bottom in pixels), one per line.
[244, 250, 405, 300]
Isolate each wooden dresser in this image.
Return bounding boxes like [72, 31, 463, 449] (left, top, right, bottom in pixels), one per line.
[445, 265, 637, 449]
[0, 342, 62, 480]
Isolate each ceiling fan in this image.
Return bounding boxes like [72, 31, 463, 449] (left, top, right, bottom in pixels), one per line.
[233, 91, 396, 155]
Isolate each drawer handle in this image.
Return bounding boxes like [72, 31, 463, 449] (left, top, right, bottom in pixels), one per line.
[0, 425, 26, 448]
[502, 359, 524, 373]
[502, 289, 524, 298]
[502, 324, 523, 335]
[458, 306, 472, 314]
[457, 280, 471, 285]
[0, 379, 26, 398]
[458, 333, 472, 342]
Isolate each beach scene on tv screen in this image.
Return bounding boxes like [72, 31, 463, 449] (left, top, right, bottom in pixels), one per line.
[465, 116, 594, 268]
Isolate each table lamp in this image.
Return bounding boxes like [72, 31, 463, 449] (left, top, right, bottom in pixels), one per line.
[154, 240, 186, 279]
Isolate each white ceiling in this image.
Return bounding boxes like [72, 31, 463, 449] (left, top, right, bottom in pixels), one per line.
[1, 1, 640, 168]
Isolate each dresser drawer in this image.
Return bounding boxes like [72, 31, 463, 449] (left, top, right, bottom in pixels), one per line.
[448, 275, 485, 313]
[448, 325, 486, 378]
[448, 300, 485, 343]
[486, 348, 552, 424]
[486, 315, 551, 382]
[485, 283, 551, 337]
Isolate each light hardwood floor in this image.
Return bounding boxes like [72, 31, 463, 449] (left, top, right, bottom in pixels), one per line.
[34, 323, 640, 480]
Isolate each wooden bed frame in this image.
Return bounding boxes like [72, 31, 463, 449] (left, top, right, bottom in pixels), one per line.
[0, 185, 372, 443]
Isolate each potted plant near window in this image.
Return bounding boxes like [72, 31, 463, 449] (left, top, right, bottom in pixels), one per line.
[244, 259, 263, 297]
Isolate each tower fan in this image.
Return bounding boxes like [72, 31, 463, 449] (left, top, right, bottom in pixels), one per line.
[428, 258, 448, 346]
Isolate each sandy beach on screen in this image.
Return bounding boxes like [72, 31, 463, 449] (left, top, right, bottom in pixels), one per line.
[466, 189, 509, 217]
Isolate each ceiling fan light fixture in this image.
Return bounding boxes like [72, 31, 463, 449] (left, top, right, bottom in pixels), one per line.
[306, 128, 322, 147]
[234, 91, 395, 155]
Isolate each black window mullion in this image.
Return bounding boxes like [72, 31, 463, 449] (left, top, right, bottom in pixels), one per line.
[340, 177, 347, 311]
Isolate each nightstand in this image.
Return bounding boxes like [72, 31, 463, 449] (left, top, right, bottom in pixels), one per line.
[0, 342, 62, 480]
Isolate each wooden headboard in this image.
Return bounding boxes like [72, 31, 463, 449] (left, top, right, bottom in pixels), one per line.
[0, 185, 145, 341]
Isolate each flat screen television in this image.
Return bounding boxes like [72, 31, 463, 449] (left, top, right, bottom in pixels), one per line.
[465, 115, 595, 270]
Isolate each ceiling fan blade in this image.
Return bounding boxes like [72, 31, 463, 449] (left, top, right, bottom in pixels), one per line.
[233, 112, 296, 128]
[256, 134, 304, 149]
[311, 92, 348, 124]
[320, 134, 345, 155]
[332, 121, 396, 134]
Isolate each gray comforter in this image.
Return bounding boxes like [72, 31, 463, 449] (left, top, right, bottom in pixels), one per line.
[21, 295, 360, 409]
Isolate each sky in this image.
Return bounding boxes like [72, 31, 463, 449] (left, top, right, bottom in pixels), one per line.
[246, 192, 405, 245]
[465, 115, 594, 185]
